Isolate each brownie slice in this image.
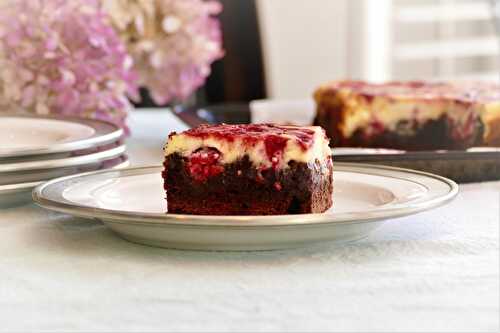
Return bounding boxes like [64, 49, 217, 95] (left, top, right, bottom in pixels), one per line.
[314, 80, 500, 150]
[163, 124, 333, 215]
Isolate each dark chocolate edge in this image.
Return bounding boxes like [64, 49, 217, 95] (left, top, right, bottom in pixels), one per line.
[163, 153, 333, 215]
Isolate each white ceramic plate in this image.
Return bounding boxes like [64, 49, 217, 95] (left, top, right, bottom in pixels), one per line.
[0, 181, 43, 208]
[0, 114, 123, 158]
[0, 146, 126, 186]
[1, 158, 130, 208]
[0, 145, 125, 176]
[33, 163, 458, 251]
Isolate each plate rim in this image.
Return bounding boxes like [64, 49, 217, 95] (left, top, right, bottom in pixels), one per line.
[32, 162, 459, 228]
[0, 159, 131, 196]
[0, 181, 43, 194]
[0, 145, 126, 173]
[0, 114, 123, 158]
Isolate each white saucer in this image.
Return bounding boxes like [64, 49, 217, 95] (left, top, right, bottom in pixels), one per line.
[33, 163, 458, 251]
[0, 114, 123, 158]
[0, 145, 125, 174]
[0, 145, 126, 186]
[0, 181, 42, 208]
[0, 159, 130, 208]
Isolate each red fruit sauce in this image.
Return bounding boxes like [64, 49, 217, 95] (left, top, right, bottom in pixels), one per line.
[183, 124, 323, 181]
[328, 80, 500, 104]
[186, 147, 224, 182]
[183, 124, 317, 160]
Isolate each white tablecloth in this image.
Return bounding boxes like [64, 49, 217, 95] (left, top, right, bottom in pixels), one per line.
[0, 109, 498, 332]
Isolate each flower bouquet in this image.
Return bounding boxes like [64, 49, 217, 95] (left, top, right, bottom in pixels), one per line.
[0, 0, 223, 131]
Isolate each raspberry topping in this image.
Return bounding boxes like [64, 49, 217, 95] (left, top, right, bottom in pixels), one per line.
[327, 80, 500, 104]
[264, 135, 288, 164]
[183, 124, 316, 151]
[182, 124, 318, 166]
[186, 147, 224, 182]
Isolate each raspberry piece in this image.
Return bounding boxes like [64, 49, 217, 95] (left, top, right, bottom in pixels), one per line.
[186, 147, 224, 182]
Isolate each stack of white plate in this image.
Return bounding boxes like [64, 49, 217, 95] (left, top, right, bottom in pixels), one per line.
[0, 114, 129, 208]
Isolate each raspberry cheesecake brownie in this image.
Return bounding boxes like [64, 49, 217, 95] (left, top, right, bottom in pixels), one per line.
[314, 80, 500, 150]
[163, 124, 333, 215]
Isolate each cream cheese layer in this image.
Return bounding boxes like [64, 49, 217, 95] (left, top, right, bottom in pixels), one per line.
[164, 124, 332, 169]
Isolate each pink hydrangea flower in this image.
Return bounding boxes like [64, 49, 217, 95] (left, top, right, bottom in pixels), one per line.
[0, 0, 139, 131]
[103, 0, 224, 105]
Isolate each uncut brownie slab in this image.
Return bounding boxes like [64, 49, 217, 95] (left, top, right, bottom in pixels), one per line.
[314, 80, 500, 150]
[163, 124, 333, 215]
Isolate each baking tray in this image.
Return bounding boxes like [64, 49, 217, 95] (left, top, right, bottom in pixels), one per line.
[173, 104, 500, 183]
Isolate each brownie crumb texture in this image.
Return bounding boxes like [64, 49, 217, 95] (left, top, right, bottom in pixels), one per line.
[163, 152, 333, 215]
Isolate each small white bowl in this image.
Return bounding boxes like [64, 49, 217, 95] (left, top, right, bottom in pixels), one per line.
[249, 98, 315, 126]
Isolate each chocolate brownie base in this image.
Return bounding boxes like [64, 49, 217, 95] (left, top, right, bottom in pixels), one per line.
[163, 153, 333, 215]
[314, 109, 484, 151]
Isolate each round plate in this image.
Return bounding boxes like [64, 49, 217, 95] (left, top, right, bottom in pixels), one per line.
[0, 146, 126, 186]
[32, 163, 458, 251]
[1, 158, 130, 208]
[0, 114, 123, 158]
[0, 145, 125, 174]
[0, 181, 42, 208]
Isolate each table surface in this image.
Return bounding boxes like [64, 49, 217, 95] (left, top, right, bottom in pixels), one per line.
[1, 109, 498, 332]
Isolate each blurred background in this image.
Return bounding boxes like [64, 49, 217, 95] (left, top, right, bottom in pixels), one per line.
[137, 0, 500, 107]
